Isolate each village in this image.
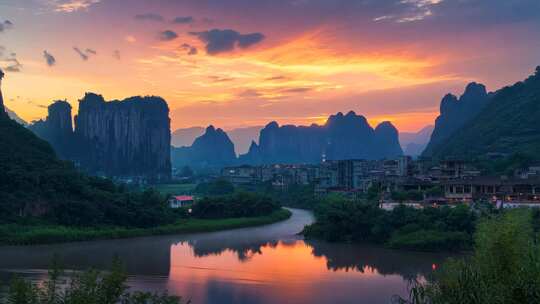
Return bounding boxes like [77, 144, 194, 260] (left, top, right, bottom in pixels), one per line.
[221, 157, 540, 210]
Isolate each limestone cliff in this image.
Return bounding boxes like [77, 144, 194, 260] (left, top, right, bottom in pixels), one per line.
[239, 111, 403, 165]
[171, 125, 236, 169]
[74, 93, 171, 181]
[0, 69, 5, 117]
[28, 100, 75, 159]
[423, 82, 491, 156]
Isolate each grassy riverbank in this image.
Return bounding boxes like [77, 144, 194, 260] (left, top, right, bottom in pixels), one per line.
[0, 208, 292, 246]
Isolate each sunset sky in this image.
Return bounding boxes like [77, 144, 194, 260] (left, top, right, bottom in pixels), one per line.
[0, 0, 539, 132]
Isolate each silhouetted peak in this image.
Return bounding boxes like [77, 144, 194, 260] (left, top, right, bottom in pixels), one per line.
[206, 125, 216, 133]
[462, 82, 487, 100]
[335, 112, 344, 117]
[80, 92, 106, 107]
[0, 68, 5, 115]
[346, 110, 357, 117]
[375, 121, 398, 135]
[248, 140, 259, 152]
[440, 94, 458, 114]
[50, 100, 71, 110]
[265, 121, 279, 129]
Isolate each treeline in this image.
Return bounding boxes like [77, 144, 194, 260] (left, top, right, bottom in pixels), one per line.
[303, 196, 477, 251]
[399, 209, 540, 304]
[0, 114, 177, 229]
[186, 179, 282, 219]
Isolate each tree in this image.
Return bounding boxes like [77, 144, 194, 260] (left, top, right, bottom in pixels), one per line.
[179, 166, 194, 178]
[399, 209, 540, 304]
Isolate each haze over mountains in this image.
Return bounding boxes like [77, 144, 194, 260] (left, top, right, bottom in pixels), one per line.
[174, 124, 429, 157]
[399, 125, 434, 157]
[172, 111, 404, 169]
[9, 65, 540, 176]
[172, 126, 262, 155]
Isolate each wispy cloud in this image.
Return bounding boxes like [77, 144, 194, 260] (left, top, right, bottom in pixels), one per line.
[158, 30, 178, 41]
[172, 16, 194, 24]
[73, 47, 88, 60]
[43, 50, 56, 66]
[0, 20, 13, 33]
[49, 0, 101, 13]
[190, 29, 265, 55]
[134, 13, 164, 22]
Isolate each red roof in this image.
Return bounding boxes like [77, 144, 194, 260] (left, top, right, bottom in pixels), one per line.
[173, 195, 194, 201]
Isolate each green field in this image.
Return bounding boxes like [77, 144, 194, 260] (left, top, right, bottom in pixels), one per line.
[0, 209, 292, 246]
[152, 183, 197, 195]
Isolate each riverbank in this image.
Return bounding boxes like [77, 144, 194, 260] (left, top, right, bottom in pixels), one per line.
[0, 208, 292, 246]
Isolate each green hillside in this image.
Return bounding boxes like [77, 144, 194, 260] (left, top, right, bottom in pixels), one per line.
[430, 67, 540, 164]
[0, 113, 173, 227]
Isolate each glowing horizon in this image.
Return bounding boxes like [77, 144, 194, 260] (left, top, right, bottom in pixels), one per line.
[1, 0, 539, 132]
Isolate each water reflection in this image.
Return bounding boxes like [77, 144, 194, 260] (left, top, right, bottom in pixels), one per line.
[0, 209, 453, 304]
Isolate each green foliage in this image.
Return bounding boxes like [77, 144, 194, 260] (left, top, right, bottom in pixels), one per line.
[3, 259, 185, 304]
[152, 184, 196, 196]
[194, 179, 235, 196]
[429, 68, 540, 169]
[192, 191, 281, 219]
[400, 209, 540, 304]
[0, 209, 291, 245]
[304, 197, 475, 251]
[255, 183, 318, 209]
[0, 114, 176, 228]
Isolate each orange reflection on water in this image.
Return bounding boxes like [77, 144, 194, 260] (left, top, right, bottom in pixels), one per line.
[166, 240, 407, 304]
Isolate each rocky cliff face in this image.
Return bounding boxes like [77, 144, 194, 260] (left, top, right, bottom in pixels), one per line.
[426, 66, 540, 162]
[74, 93, 171, 181]
[0, 69, 5, 117]
[171, 125, 236, 169]
[28, 101, 75, 159]
[239, 111, 403, 165]
[28, 93, 172, 181]
[423, 83, 491, 156]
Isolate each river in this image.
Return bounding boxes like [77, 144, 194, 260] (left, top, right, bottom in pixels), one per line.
[0, 209, 453, 304]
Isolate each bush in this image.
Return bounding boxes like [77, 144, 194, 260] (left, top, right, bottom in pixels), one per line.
[399, 209, 540, 304]
[4, 259, 185, 304]
[304, 197, 476, 251]
[192, 192, 281, 219]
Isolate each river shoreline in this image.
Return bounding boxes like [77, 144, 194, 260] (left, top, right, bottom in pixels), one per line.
[0, 208, 292, 246]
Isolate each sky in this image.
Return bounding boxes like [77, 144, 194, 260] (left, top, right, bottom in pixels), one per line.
[0, 0, 539, 132]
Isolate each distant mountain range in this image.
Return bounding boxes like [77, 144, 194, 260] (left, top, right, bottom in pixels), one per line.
[172, 126, 262, 155]
[399, 125, 434, 157]
[174, 123, 433, 158]
[5, 107, 27, 126]
[171, 126, 236, 169]
[172, 111, 403, 169]
[424, 66, 540, 161]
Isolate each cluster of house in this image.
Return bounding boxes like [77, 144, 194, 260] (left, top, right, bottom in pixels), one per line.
[221, 157, 540, 208]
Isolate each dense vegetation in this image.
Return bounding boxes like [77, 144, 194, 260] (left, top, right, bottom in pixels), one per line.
[192, 192, 281, 219]
[303, 196, 477, 251]
[3, 259, 185, 304]
[0, 209, 291, 245]
[429, 66, 540, 167]
[0, 114, 176, 228]
[0, 114, 290, 245]
[194, 178, 235, 196]
[399, 209, 540, 304]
